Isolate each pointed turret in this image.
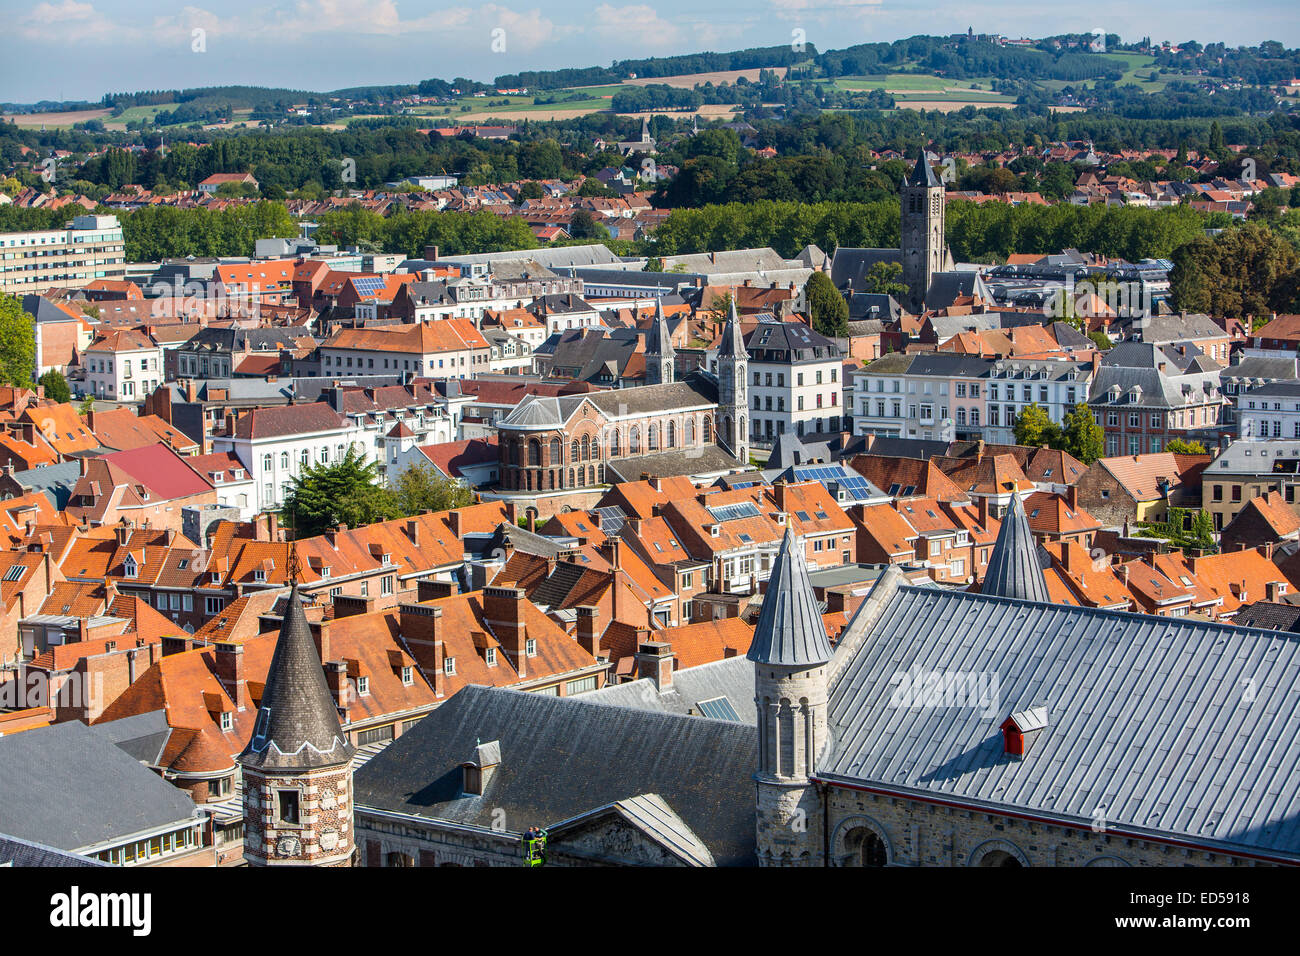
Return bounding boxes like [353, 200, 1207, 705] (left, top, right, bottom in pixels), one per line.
[980, 496, 1051, 603]
[907, 148, 942, 188]
[749, 527, 833, 667]
[241, 585, 353, 771]
[645, 296, 675, 385]
[718, 298, 747, 359]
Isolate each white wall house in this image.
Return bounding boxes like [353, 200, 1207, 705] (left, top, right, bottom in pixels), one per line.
[81, 329, 163, 403]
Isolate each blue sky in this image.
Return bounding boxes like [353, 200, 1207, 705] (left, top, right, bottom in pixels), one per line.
[2, 0, 1299, 103]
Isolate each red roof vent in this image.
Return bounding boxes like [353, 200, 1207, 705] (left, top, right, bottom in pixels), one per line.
[1000, 706, 1048, 758]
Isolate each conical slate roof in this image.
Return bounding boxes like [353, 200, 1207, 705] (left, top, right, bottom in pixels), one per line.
[980, 495, 1051, 604]
[240, 584, 353, 770]
[907, 148, 942, 188]
[647, 298, 675, 357]
[747, 527, 833, 667]
[718, 299, 748, 359]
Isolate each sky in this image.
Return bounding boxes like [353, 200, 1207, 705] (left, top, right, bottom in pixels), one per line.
[1, 0, 1299, 104]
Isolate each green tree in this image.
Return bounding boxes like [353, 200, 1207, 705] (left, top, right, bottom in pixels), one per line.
[1138, 506, 1216, 553]
[392, 462, 474, 516]
[515, 180, 544, 202]
[861, 261, 909, 299]
[1088, 330, 1114, 350]
[0, 295, 35, 387]
[568, 209, 609, 240]
[79, 394, 95, 415]
[1165, 438, 1208, 455]
[1013, 403, 1063, 449]
[280, 447, 397, 537]
[37, 369, 71, 403]
[805, 271, 848, 338]
[1061, 402, 1104, 464]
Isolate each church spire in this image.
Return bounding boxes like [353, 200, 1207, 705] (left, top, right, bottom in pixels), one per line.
[718, 298, 747, 359]
[907, 147, 942, 188]
[645, 296, 675, 386]
[980, 495, 1051, 603]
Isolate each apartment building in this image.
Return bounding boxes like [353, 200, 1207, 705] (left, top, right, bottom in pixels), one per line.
[0, 215, 127, 295]
[319, 319, 491, 378]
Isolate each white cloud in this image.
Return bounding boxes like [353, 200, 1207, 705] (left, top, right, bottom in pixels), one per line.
[591, 4, 683, 47]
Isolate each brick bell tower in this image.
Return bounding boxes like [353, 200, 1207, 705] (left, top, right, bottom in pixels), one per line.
[240, 573, 355, 866]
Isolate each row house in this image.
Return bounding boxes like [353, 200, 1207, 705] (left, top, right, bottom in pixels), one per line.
[849, 496, 1001, 586]
[173, 326, 313, 380]
[319, 318, 491, 379]
[1239, 382, 1300, 440]
[1088, 342, 1226, 456]
[1201, 439, 1300, 531]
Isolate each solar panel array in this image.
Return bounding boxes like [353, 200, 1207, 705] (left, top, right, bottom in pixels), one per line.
[791, 464, 879, 503]
[593, 505, 627, 534]
[351, 275, 387, 297]
[707, 501, 761, 523]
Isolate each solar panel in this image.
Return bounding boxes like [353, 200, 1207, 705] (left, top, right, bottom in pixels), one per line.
[696, 696, 741, 722]
[708, 501, 761, 522]
[594, 505, 627, 533]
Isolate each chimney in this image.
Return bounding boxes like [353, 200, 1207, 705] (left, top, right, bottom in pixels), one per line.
[772, 480, 788, 513]
[977, 495, 990, 527]
[212, 641, 249, 710]
[576, 605, 600, 657]
[406, 519, 419, 546]
[1120, 564, 1130, 587]
[635, 639, 674, 691]
[1266, 580, 1282, 602]
[483, 586, 528, 676]
[324, 659, 349, 714]
[1065, 484, 1078, 511]
[448, 509, 462, 539]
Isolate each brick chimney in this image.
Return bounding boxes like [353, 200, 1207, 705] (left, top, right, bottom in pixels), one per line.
[483, 586, 528, 676]
[576, 605, 600, 657]
[406, 519, 419, 546]
[1266, 580, 1283, 602]
[448, 509, 462, 539]
[635, 639, 674, 691]
[212, 641, 249, 710]
[324, 659, 349, 714]
[1066, 485, 1079, 510]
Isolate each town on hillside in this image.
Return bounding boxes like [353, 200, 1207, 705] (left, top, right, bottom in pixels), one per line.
[0, 14, 1296, 919]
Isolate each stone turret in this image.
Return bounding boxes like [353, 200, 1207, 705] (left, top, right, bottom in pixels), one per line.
[240, 584, 356, 866]
[750, 527, 832, 866]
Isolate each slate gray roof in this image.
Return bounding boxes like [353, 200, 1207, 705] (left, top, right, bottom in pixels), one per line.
[498, 376, 717, 431]
[717, 300, 747, 359]
[6, 461, 81, 509]
[0, 833, 109, 867]
[432, 243, 622, 269]
[353, 684, 757, 865]
[1231, 600, 1300, 632]
[0, 720, 199, 853]
[1139, 313, 1226, 344]
[240, 583, 353, 771]
[908, 148, 943, 188]
[823, 575, 1300, 861]
[603, 444, 742, 482]
[1222, 356, 1298, 384]
[93, 709, 170, 765]
[548, 793, 715, 866]
[980, 495, 1051, 604]
[747, 527, 833, 667]
[925, 271, 992, 311]
[831, 248, 902, 291]
[646, 297, 675, 360]
[576, 655, 756, 723]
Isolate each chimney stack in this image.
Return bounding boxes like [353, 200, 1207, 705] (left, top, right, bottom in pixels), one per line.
[576, 605, 600, 657]
[483, 586, 528, 676]
[212, 641, 249, 710]
[635, 639, 674, 691]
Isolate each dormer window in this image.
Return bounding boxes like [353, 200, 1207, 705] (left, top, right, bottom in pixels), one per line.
[525, 638, 537, 657]
[123, 556, 138, 578]
[219, 712, 232, 732]
[444, 657, 456, 676]
[401, 665, 413, 685]
[485, 647, 497, 667]
[357, 676, 370, 696]
[254, 569, 266, 583]
[210, 571, 220, 584]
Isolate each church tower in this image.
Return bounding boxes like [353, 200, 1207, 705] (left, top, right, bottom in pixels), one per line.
[750, 527, 833, 866]
[645, 296, 676, 386]
[900, 148, 946, 315]
[716, 299, 749, 463]
[240, 581, 356, 866]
